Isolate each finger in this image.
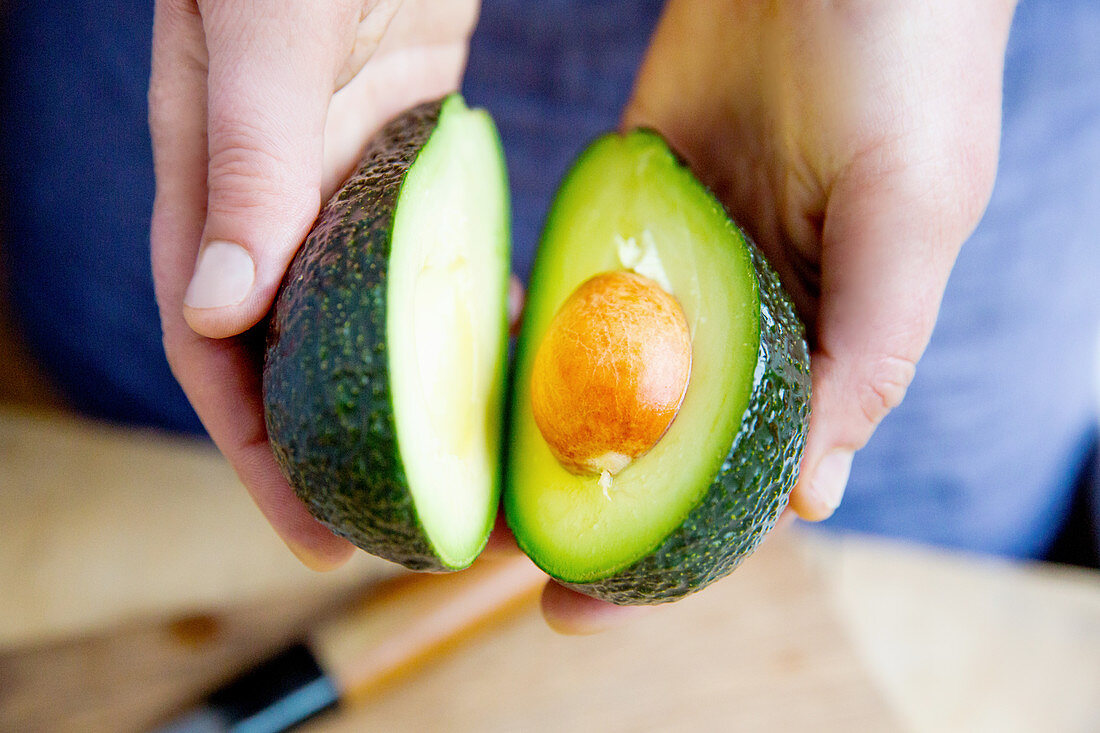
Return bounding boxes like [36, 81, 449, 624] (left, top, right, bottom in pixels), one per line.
[150, 0, 354, 568]
[182, 0, 360, 339]
[508, 274, 524, 335]
[540, 582, 652, 635]
[789, 145, 995, 520]
[483, 513, 522, 556]
[320, 0, 477, 199]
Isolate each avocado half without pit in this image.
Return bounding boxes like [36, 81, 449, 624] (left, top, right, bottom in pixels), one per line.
[262, 95, 811, 604]
[263, 95, 510, 571]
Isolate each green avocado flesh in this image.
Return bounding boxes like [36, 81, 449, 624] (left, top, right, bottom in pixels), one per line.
[505, 131, 811, 604]
[263, 95, 509, 571]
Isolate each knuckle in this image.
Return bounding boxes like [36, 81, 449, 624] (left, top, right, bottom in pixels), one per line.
[857, 353, 917, 426]
[157, 0, 200, 24]
[951, 144, 999, 228]
[208, 117, 285, 181]
[206, 131, 295, 213]
[205, 117, 319, 219]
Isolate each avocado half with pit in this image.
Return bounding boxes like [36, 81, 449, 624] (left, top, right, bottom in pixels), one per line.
[506, 131, 811, 604]
[263, 95, 510, 571]
[263, 95, 810, 602]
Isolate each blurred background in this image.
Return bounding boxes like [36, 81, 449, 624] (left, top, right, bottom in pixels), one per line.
[2, 1, 1099, 731]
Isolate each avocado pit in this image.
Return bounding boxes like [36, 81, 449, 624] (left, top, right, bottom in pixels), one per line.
[529, 270, 692, 479]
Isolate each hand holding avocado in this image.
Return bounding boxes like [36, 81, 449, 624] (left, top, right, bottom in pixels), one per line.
[624, 0, 1017, 519]
[148, 0, 480, 569]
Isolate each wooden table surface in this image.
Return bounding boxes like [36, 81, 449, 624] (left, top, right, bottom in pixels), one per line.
[0, 408, 1098, 732]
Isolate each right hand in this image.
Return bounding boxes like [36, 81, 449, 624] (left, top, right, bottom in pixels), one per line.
[148, 0, 481, 568]
[623, 0, 1015, 521]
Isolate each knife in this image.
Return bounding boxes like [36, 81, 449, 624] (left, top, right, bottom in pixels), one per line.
[155, 554, 545, 733]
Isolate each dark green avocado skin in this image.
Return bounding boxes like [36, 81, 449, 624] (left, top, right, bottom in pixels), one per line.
[562, 238, 812, 605]
[263, 98, 445, 571]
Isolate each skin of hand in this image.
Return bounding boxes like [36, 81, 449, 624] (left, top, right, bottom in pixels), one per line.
[623, 0, 1019, 521]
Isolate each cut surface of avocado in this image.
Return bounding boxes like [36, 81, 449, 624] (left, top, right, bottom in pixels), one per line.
[387, 96, 509, 568]
[505, 130, 810, 602]
[509, 132, 759, 579]
[263, 95, 509, 571]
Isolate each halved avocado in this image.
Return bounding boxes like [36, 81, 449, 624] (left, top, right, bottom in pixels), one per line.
[505, 130, 811, 604]
[263, 95, 510, 571]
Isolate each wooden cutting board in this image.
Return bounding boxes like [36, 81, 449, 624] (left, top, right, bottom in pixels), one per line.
[4, 403, 1100, 732]
[0, 405, 900, 731]
[311, 533, 901, 733]
[0, 531, 900, 732]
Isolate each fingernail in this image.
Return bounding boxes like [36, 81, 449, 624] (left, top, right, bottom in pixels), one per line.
[811, 449, 854, 512]
[184, 240, 255, 309]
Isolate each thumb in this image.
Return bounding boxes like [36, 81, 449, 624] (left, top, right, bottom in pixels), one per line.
[789, 150, 995, 521]
[182, 1, 356, 339]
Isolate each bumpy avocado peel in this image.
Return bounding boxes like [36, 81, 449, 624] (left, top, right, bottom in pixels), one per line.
[264, 99, 445, 571]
